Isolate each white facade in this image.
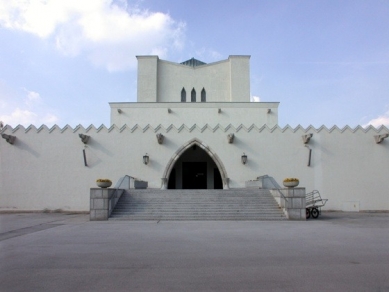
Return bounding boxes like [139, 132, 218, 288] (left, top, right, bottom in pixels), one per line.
[136, 55, 250, 102]
[1, 55, 389, 212]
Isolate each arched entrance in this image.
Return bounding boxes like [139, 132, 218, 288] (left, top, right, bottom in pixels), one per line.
[161, 138, 229, 190]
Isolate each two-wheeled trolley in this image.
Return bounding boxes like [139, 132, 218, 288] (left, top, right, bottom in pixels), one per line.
[306, 190, 328, 219]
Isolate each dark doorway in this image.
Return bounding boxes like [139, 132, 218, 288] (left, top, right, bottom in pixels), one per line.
[183, 162, 207, 189]
[168, 168, 176, 189]
[214, 168, 223, 189]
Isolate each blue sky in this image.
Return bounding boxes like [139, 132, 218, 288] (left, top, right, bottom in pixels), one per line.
[0, 0, 388, 128]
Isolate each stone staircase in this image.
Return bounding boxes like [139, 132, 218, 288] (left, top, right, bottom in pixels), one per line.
[109, 189, 286, 220]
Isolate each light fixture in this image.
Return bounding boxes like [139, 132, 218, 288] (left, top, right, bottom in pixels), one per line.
[267, 109, 271, 113]
[117, 109, 122, 114]
[168, 108, 172, 113]
[79, 134, 90, 144]
[218, 108, 221, 113]
[1, 133, 16, 145]
[241, 153, 247, 164]
[143, 153, 149, 165]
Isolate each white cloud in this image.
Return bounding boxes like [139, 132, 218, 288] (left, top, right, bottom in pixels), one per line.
[250, 95, 261, 102]
[25, 90, 42, 106]
[195, 47, 223, 62]
[0, 0, 185, 71]
[363, 110, 389, 128]
[0, 89, 59, 127]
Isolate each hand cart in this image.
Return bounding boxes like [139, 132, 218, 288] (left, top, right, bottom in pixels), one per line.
[306, 190, 328, 219]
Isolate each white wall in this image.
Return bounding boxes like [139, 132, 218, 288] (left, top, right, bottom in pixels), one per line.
[1, 124, 388, 212]
[136, 56, 158, 102]
[109, 102, 279, 128]
[136, 56, 250, 103]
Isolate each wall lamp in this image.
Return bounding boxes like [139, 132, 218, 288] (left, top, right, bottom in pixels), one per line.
[1, 134, 16, 145]
[374, 134, 389, 144]
[117, 109, 122, 114]
[143, 153, 149, 165]
[79, 134, 90, 144]
[241, 153, 248, 165]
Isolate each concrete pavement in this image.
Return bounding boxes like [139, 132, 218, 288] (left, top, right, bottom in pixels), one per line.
[0, 212, 388, 291]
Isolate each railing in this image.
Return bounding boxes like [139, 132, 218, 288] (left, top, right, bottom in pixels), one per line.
[108, 175, 135, 216]
[257, 174, 288, 202]
[256, 174, 306, 220]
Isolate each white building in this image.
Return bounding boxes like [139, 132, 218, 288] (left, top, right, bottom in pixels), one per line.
[1, 55, 388, 212]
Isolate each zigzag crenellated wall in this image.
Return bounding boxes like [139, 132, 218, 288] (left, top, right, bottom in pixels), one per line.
[3, 123, 389, 134]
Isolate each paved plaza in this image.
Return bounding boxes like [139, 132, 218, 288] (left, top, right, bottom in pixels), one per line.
[0, 212, 388, 291]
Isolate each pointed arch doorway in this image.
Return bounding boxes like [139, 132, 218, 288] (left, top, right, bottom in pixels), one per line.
[161, 138, 229, 190]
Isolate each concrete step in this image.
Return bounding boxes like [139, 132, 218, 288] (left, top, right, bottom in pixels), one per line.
[109, 188, 286, 221]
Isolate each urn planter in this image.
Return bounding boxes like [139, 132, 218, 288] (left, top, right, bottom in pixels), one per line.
[283, 181, 299, 188]
[96, 181, 112, 188]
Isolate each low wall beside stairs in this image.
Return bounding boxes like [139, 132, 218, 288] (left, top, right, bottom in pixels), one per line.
[90, 188, 125, 221]
[270, 187, 306, 220]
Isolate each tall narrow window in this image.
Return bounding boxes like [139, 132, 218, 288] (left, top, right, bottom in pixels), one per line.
[191, 88, 196, 102]
[201, 88, 206, 102]
[181, 88, 186, 102]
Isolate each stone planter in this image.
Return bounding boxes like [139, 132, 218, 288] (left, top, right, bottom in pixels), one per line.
[283, 181, 299, 188]
[96, 181, 112, 188]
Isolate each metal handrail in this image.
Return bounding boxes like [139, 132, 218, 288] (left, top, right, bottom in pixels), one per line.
[108, 175, 135, 216]
[257, 174, 288, 202]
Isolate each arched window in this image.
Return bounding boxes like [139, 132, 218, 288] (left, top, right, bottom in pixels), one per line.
[201, 88, 206, 102]
[191, 88, 196, 102]
[181, 88, 186, 102]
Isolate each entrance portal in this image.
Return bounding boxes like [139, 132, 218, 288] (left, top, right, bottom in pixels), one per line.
[182, 162, 207, 189]
[162, 138, 229, 190]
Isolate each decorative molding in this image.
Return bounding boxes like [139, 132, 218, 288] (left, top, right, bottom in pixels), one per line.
[374, 133, 389, 144]
[227, 133, 234, 143]
[156, 133, 164, 144]
[49, 125, 61, 133]
[26, 125, 38, 133]
[97, 125, 108, 133]
[3, 123, 389, 134]
[86, 125, 98, 132]
[1, 133, 16, 144]
[79, 134, 90, 144]
[302, 133, 313, 144]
